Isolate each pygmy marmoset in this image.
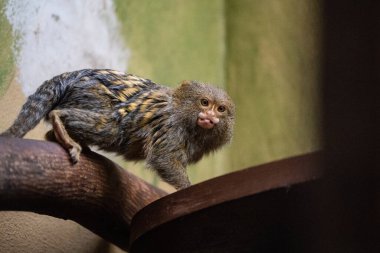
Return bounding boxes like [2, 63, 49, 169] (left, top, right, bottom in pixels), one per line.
[1, 69, 235, 189]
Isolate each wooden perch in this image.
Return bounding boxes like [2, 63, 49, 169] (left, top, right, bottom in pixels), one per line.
[0, 137, 167, 252]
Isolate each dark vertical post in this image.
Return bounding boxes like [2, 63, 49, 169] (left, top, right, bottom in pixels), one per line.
[318, 1, 379, 252]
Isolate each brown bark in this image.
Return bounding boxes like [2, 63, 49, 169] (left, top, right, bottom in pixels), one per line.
[0, 137, 167, 251]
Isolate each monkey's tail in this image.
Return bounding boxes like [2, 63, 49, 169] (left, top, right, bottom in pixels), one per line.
[1, 70, 92, 138]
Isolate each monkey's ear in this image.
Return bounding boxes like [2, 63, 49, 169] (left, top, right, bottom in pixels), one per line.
[174, 80, 194, 99]
[179, 80, 192, 89]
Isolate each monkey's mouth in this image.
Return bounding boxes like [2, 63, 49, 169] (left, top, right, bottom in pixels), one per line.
[197, 117, 214, 129]
[197, 113, 220, 129]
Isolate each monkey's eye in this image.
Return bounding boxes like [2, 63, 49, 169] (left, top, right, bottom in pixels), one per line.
[200, 98, 209, 107]
[217, 105, 226, 112]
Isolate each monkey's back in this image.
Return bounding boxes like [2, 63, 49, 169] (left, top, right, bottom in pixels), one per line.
[56, 70, 158, 111]
[51, 69, 172, 158]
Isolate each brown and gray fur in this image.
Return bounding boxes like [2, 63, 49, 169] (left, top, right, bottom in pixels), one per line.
[1, 69, 235, 189]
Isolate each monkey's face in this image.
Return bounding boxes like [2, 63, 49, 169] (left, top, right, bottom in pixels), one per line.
[197, 97, 226, 129]
[173, 81, 235, 137]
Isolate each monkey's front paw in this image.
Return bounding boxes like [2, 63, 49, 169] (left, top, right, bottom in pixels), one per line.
[69, 144, 82, 164]
[174, 181, 191, 190]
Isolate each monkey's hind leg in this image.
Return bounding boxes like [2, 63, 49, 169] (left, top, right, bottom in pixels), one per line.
[45, 129, 91, 153]
[48, 110, 82, 163]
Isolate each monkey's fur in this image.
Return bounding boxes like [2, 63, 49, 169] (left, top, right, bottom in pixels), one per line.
[1, 69, 235, 189]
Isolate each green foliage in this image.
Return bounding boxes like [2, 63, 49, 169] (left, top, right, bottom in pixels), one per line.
[0, 0, 15, 97]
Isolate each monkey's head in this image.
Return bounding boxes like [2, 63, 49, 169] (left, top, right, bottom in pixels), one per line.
[173, 81, 235, 147]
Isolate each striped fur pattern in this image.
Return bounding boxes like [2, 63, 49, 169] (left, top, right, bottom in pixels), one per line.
[1, 69, 235, 189]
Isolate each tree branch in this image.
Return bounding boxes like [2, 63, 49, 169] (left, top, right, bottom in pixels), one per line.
[0, 137, 167, 251]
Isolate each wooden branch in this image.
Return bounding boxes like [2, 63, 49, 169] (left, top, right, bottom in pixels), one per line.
[0, 137, 167, 251]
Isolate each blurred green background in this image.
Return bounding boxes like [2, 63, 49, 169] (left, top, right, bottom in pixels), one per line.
[0, 0, 321, 190]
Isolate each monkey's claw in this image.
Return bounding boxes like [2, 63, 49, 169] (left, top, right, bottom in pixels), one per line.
[69, 144, 82, 164]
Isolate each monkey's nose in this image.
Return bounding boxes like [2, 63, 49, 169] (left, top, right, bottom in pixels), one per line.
[206, 109, 215, 117]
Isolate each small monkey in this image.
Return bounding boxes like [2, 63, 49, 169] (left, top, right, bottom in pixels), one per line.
[1, 69, 235, 189]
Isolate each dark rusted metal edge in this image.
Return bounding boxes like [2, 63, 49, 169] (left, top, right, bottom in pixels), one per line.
[130, 151, 322, 245]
